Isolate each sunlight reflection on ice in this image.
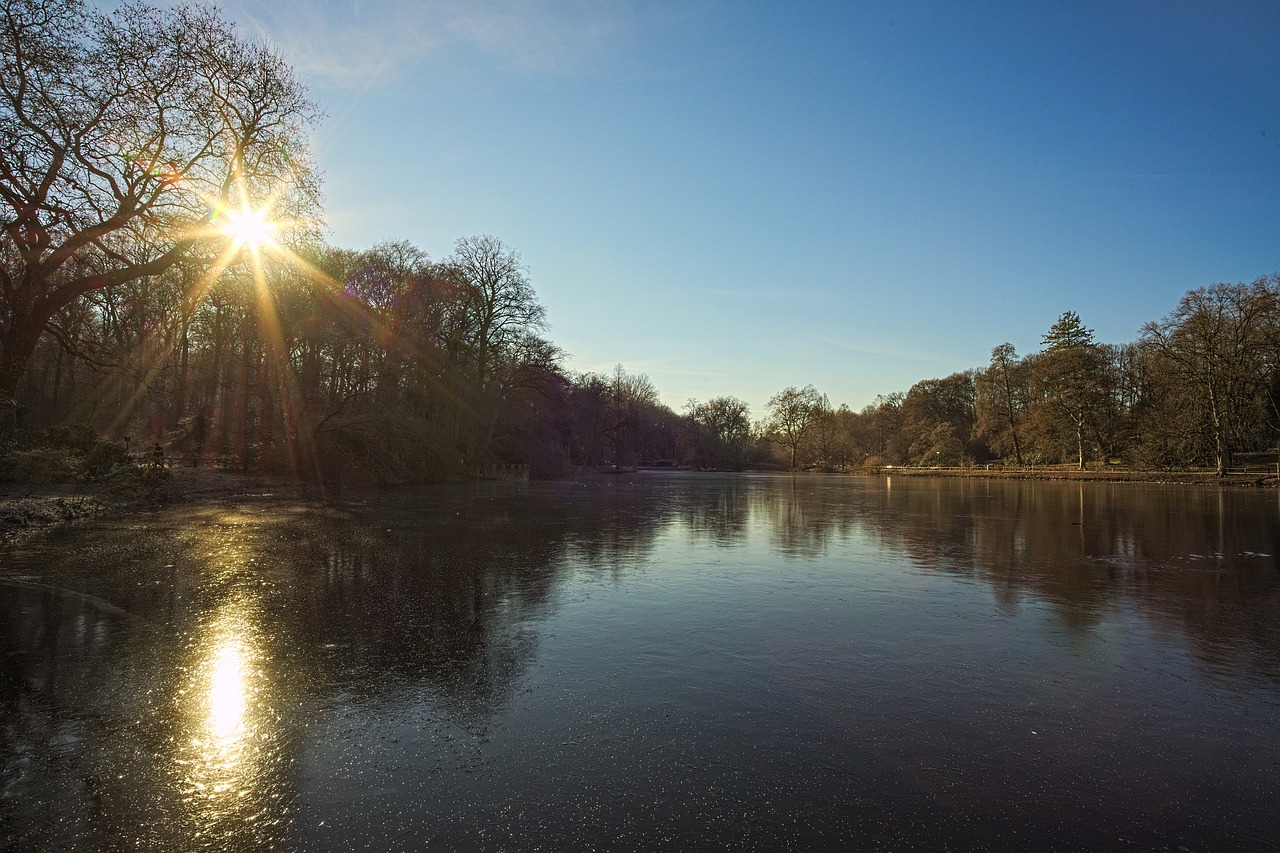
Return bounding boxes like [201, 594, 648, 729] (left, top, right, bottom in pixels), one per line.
[208, 637, 249, 744]
[177, 589, 272, 834]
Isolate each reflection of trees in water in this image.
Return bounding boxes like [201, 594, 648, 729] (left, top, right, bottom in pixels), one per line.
[672, 473, 870, 556]
[0, 515, 314, 850]
[751, 476, 870, 558]
[666, 473, 1279, 684]
[292, 483, 673, 711]
[0, 481, 675, 849]
[553, 480, 672, 569]
[0, 585, 202, 848]
[865, 478, 1280, 682]
[677, 478, 752, 546]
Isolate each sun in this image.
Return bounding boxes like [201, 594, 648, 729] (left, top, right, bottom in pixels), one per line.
[220, 205, 278, 251]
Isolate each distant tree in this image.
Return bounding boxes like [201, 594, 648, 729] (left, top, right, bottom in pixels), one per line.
[864, 392, 906, 464]
[1139, 277, 1280, 475]
[566, 365, 666, 467]
[602, 364, 659, 465]
[1029, 313, 1114, 469]
[912, 422, 966, 467]
[975, 343, 1027, 465]
[685, 395, 751, 469]
[826, 404, 865, 468]
[804, 397, 840, 468]
[901, 371, 978, 465]
[447, 235, 546, 391]
[340, 241, 440, 405]
[764, 384, 826, 470]
[0, 0, 319, 432]
[443, 235, 554, 464]
[1042, 311, 1096, 351]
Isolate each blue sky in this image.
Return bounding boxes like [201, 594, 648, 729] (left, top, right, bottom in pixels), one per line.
[217, 0, 1279, 417]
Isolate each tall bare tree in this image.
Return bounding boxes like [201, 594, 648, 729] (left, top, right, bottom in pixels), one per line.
[1140, 277, 1280, 475]
[764, 384, 826, 470]
[448, 235, 546, 391]
[0, 0, 319, 431]
[976, 343, 1026, 465]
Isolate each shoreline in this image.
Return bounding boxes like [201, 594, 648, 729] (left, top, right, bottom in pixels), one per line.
[654, 465, 1280, 488]
[0, 468, 311, 536]
[4, 464, 1275, 536]
[858, 466, 1280, 487]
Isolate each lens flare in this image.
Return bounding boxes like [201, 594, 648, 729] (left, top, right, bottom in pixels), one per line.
[220, 206, 277, 251]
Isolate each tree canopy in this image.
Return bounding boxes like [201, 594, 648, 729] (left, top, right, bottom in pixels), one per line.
[0, 0, 319, 430]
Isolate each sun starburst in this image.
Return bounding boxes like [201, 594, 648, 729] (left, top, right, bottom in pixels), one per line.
[219, 205, 278, 252]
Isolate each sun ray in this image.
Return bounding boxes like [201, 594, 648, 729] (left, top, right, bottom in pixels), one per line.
[132, 178, 352, 475]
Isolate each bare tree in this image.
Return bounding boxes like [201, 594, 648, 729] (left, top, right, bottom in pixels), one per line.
[685, 395, 751, 469]
[448, 235, 546, 391]
[600, 364, 658, 466]
[0, 0, 319, 430]
[976, 343, 1026, 465]
[1140, 277, 1279, 475]
[764, 384, 825, 470]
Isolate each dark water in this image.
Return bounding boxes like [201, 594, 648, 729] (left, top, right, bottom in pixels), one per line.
[2, 473, 1278, 851]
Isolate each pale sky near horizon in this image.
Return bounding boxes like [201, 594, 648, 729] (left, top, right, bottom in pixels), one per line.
[211, 0, 1278, 418]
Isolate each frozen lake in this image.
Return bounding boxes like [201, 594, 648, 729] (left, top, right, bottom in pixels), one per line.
[3, 472, 1278, 849]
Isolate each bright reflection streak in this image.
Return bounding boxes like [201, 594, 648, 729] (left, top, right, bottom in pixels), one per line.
[207, 639, 249, 742]
[180, 590, 267, 813]
[163, 518, 297, 848]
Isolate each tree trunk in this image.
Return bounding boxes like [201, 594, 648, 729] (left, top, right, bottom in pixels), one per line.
[171, 311, 191, 431]
[0, 321, 49, 435]
[50, 347, 64, 422]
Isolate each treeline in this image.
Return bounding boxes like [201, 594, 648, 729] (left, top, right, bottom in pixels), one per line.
[749, 283, 1280, 476]
[12, 234, 684, 481]
[12, 254, 1280, 480]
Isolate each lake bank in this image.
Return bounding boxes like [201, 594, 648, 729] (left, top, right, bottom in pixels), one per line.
[865, 465, 1280, 487]
[0, 468, 313, 535]
[5, 463, 1277, 535]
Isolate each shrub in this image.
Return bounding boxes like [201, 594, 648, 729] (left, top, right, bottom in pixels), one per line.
[0, 448, 79, 484]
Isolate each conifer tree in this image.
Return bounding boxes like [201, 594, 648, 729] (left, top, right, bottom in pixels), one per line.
[1041, 311, 1096, 351]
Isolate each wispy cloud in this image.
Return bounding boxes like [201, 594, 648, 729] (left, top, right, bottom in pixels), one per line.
[447, 0, 637, 73]
[220, 0, 642, 90]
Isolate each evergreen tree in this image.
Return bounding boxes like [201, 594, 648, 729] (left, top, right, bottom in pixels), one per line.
[1041, 312, 1096, 351]
[1032, 312, 1113, 468]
